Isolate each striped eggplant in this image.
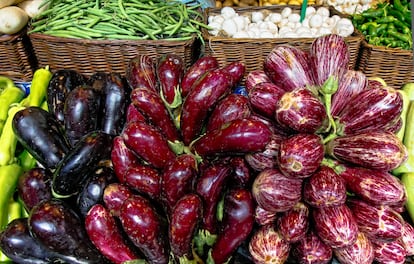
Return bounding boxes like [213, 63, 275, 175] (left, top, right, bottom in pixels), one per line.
[254, 206, 277, 226]
[326, 131, 408, 171]
[371, 238, 407, 264]
[336, 86, 403, 136]
[401, 221, 414, 256]
[126, 54, 158, 91]
[248, 82, 285, 119]
[309, 34, 350, 86]
[334, 231, 374, 264]
[291, 230, 333, 264]
[244, 70, 272, 92]
[263, 45, 313, 91]
[277, 201, 309, 243]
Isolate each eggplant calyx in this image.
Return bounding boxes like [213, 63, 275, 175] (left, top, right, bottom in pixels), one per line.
[194, 229, 217, 257]
[123, 259, 148, 264]
[160, 86, 183, 110]
[168, 140, 185, 155]
[321, 157, 345, 174]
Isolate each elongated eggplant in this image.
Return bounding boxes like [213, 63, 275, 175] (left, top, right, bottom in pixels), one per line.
[103, 183, 134, 217]
[244, 70, 272, 92]
[191, 118, 272, 156]
[47, 69, 86, 124]
[52, 131, 114, 198]
[248, 82, 285, 119]
[180, 68, 233, 145]
[126, 54, 158, 91]
[122, 121, 176, 169]
[277, 201, 309, 243]
[12, 106, 70, 169]
[181, 56, 219, 98]
[119, 194, 169, 264]
[156, 53, 184, 106]
[111, 136, 141, 183]
[85, 204, 141, 264]
[221, 61, 246, 85]
[126, 103, 146, 124]
[228, 156, 253, 188]
[63, 85, 102, 146]
[124, 163, 161, 201]
[28, 199, 106, 263]
[18, 167, 53, 211]
[130, 87, 180, 142]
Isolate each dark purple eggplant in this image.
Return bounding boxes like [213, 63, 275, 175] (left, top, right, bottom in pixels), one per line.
[122, 121, 176, 169]
[47, 69, 86, 124]
[28, 199, 106, 263]
[52, 131, 114, 198]
[244, 70, 272, 92]
[161, 154, 198, 214]
[130, 87, 180, 142]
[191, 118, 272, 156]
[277, 201, 309, 243]
[126, 54, 158, 91]
[291, 230, 333, 264]
[12, 106, 70, 169]
[85, 204, 141, 264]
[248, 82, 285, 119]
[210, 188, 254, 264]
[17, 167, 53, 211]
[245, 132, 285, 171]
[103, 183, 134, 217]
[76, 165, 117, 217]
[63, 85, 102, 146]
[119, 194, 169, 264]
[156, 53, 184, 106]
[278, 133, 324, 179]
[111, 136, 140, 183]
[169, 193, 203, 261]
[124, 163, 161, 201]
[181, 56, 219, 98]
[180, 68, 233, 145]
[221, 61, 246, 85]
[126, 103, 146, 124]
[206, 93, 251, 132]
[228, 156, 253, 188]
[333, 231, 375, 264]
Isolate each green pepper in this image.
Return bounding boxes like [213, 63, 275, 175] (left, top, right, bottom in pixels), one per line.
[0, 105, 25, 166]
[0, 163, 23, 230]
[396, 89, 410, 140]
[402, 82, 414, 100]
[20, 66, 52, 108]
[361, 7, 387, 18]
[402, 172, 414, 222]
[388, 30, 413, 48]
[0, 83, 25, 135]
[393, 102, 414, 174]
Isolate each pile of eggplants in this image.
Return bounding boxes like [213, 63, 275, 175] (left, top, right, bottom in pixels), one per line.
[0, 33, 413, 264]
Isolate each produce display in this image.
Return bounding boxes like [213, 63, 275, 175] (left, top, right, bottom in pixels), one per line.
[316, 0, 373, 14]
[0, 32, 413, 264]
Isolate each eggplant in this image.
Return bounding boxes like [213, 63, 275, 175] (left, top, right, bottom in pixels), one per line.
[52, 131, 114, 198]
[63, 85, 102, 146]
[221, 61, 246, 85]
[28, 199, 106, 263]
[248, 82, 285, 119]
[12, 106, 70, 169]
[111, 136, 141, 183]
[248, 224, 290, 264]
[123, 163, 162, 201]
[371, 238, 407, 264]
[126, 54, 158, 91]
[228, 156, 253, 188]
[401, 221, 414, 256]
[126, 103, 146, 124]
[210, 188, 255, 264]
[245, 132, 285, 171]
[244, 70, 272, 92]
[47, 69, 86, 124]
[102, 183, 134, 217]
[254, 205, 277, 226]
[156, 53, 184, 106]
[333, 231, 374, 264]
[291, 230, 333, 264]
[277, 201, 309, 243]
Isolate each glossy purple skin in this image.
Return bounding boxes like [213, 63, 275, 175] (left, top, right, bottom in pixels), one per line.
[252, 168, 303, 213]
[347, 198, 404, 241]
[126, 103, 146, 124]
[169, 193, 203, 259]
[103, 183, 134, 217]
[277, 201, 309, 243]
[191, 118, 272, 157]
[124, 163, 161, 201]
[303, 166, 347, 208]
[180, 68, 232, 145]
[85, 204, 140, 264]
[312, 204, 358, 248]
[119, 195, 169, 264]
[334, 231, 374, 264]
[18, 167, 53, 211]
[161, 154, 198, 213]
[339, 166, 406, 207]
[211, 188, 254, 264]
[156, 53, 184, 105]
[126, 54, 158, 91]
[275, 87, 327, 133]
[331, 70, 368, 117]
[206, 93, 251, 132]
[130, 87, 180, 142]
[111, 136, 140, 183]
[371, 238, 407, 264]
[180, 56, 219, 98]
[327, 131, 408, 171]
[254, 205, 277, 226]
[337, 86, 403, 135]
[291, 230, 333, 264]
[309, 34, 350, 86]
[248, 82, 285, 119]
[263, 45, 313, 91]
[248, 224, 290, 264]
[245, 70, 272, 92]
[222, 61, 246, 85]
[278, 133, 324, 179]
[122, 121, 176, 169]
[229, 156, 253, 187]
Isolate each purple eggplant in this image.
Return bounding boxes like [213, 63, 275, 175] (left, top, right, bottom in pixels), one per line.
[103, 183, 134, 217]
[123, 163, 161, 201]
[126, 103, 146, 124]
[191, 118, 272, 157]
[122, 121, 176, 169]
[333, 231, 374, 264]
[126, 54, 158, 91]
[228, 156, 253, 188]
[401, 221, 414, 256]
[277, 201, 309, 243]
[254, 205, 277, 226]
[111, 136, 140, 183]
[221, 61, 246, 85]
[291, 230, 333, 264]
[248, 82, 285, 119]
[244, 70, 272, 92]
[371, 238, 407, 264]
[252, 168, 302, 213]
[245, 132, 285, 171]
[156, 53, 184, 106]
[326, 131, 408, 171]
[278, 133, 324, 179]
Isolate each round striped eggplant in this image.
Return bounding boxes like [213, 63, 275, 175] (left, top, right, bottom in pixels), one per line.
[291, 230, 333, 264]
[277, 201, 309, 243]
[252, 168, 302, 213]
[312, 204, 358, 248]
[334, 231, 374, 264]
[401, 221, 414, 256]
[254, 205, 277, 226]
[248, 82, 285, 119]
[303, 165, 347, 208]
[245, 70, 272, 92]
[275, 87, 327, 133]
[278, 133, 324, 179]
[371, 238, 407, 264]
[326, 131, 408, 171]
[248, 224, 290, 264]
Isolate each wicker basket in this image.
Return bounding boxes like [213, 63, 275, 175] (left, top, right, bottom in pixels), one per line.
[356, 40, 414, 88]
[0, 29, 37, 81]
[202, 5, 363, 80]
[28, 33, 201, 77]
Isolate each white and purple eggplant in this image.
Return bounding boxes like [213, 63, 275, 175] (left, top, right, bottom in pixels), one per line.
[244, 70, 272, 92]
[291, 230, 333, 264]
[277, 201, 309, 243]
[371, 238, 407, 264]
[333, 231, 375, 264]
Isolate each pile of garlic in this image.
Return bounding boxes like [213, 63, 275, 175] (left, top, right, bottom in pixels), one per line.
[207, 6, 355, 38]
[316, 0, 373, 14]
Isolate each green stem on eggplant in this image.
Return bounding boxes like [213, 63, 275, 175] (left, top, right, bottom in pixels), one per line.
[320, 76, 339, 135]
[193, 229, 217, 258]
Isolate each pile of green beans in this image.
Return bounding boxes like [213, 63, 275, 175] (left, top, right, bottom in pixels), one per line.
[352, 0, 412, 50]
[29, 0, 209, 41]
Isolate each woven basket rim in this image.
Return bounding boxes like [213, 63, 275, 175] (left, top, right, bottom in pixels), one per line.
[360, 39, 413, 55]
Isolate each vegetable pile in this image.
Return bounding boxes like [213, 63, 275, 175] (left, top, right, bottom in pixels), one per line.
[0, 33, 413, 264]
